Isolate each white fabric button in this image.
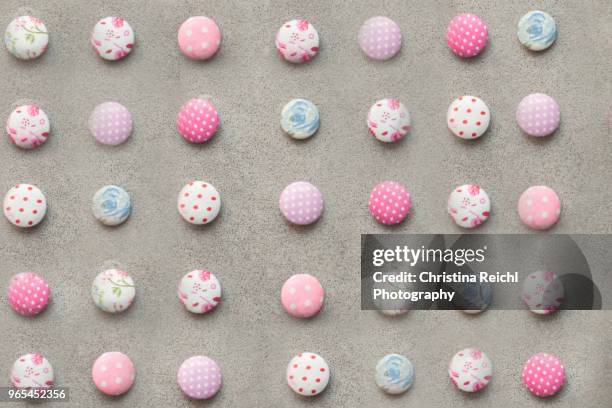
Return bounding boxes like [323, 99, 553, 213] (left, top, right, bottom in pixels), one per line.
[177, 181, 221, 225]
[447, 96, 491, 139]
[178, 269, 222, 314]
[91, 269, 136, 313]
[287, 352, 330, 396]
[11, 354, 54, 388]
[367, 99, 411, 142]
[3, 183, 47, 227]
[6, 104, 50, 149]
[4, 16, 49, 60]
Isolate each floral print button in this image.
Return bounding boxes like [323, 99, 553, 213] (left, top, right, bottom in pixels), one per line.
[91, 269, 136, 313]
[367, 99, 411, 143]
[177, 181, 221, 225]
[279, 181, 324, 225]
[3, 183, 47, 227]
[287, 352, 330, 396]
[89, 102, 133, 145]
[177, 98, 219, 143]
[522, 353, 565, 397]
[4, 16, 49, 60]
[358, 16, 402, 60]
[448, 348, 492, 392]
[447, 13, 488, 58]
[521, 270, 564, 315]
[281, 274, 324, 318]
[369, 181, 412, 225]
[178, 269, 222, 314]
[447, 184, 491, 228]
[375, 354, 414, 394]
[516, 93, 560, 137]
[91, 17, 134, 61]
[6, 104, 50, 149]
[276, 19, 319, 63]
[518, 11, 557, 51]
[92, 352, 135, 396]
[12, 353, 54, 388]
[447, 96, 490, 139]
[178, 16, 221, 60]
[177, 356, 222, 399]
[517, 186, 561, 230]
[8, 272, 50, 316]
[92, 185, 131, 226]
[281, 99, 319, 139]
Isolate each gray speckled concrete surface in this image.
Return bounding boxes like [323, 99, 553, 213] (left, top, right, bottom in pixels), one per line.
[0, 0, 611, 407]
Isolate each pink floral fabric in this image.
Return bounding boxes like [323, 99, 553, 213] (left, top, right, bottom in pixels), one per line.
[279, 181, 324, 225]
[88, 102, 133, 145]
[358, 16, 402, 60]
[517, 185, 561, 230]
[178, 16, 221, 60]
[4, 16, 49, 60]
[448, 348, 492, 392]
[92, 352, 135, 396]
[521, 270, 564, 314]
[275, 19, 319, 63]
[8, 272, 50, 316]
[177, 356, 222, 399]
[516, 93, 560, 137]
[11, 353, 54, 388]
[178, 269, 222, 314]
[447, 96, 490, 139]
[367, 99, 411, 143]
[176, 98, 219, 143]
[281, 274, 324, 318]
[447, 13, 488, 58]
[368, 181, 412, 225]
[522, 353, 565, 397]
[6, 104, 50, 149]
[91, 17, 134, 61]
[447, 184, 491, 228]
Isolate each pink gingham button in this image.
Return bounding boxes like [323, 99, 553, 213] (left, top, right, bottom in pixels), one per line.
[279, 182, 324, 225]
[446, 13, 488, 58]
[8, 272, 50, 316]
[522, 353, 565, 397]
[88, 102, 133, 145]
[516, 93, 560, 137]
[177, 356, 222, 400]
[92, 352, 135, 396]
[176, 98, 219, 143]
[178, 16, 221, 60]
[358, 16, 402, 60]
[517, 186, 561, 230]
[368, 181, 412, 225]
[281, 274, 324, 318]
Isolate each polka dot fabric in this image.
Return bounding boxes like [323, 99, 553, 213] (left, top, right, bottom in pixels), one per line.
[358, 16, 402, 60]
[177, 16, 221, 60]
[368, 181, 412, 225]
[177, 356, 222, 399]
[3, 183, 47, 228]
[518, 186, 561, 230]
[516, 93, 560, 137]
[281, 274, 324, 318]
[177, 181, 221, 225]
[286, 352, 330, 396]
[8, 272, 50, 316]
[279, 181, 324, 225]
[92, 352, 136, 396]
[522, 353, 565, 397]
[177, 98, 219, 143]
[88, 102, 133, 145]
[446, 13, 488, 58]
[447, 96, 490, 139]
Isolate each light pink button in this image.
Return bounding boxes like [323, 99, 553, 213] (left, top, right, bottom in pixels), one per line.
[177, 356, 222, 399]
[176, 98, 219, 143]
[275, 19, 319, 63]
[518, 186, 561, 230]
[178, 16, 221, 60]
[8, 272, 50, 316]
[446, 13, 488, 58]
[279, 181, 324, 225]
[516, 93, 560, 137]
[522, 353, 565, 397]
[281, 274, 324, 318]
[358, 16, 402, 60]
[92, 352, 135, 396]
[88, 102, 133, 145]
[368, 181, 412, 225]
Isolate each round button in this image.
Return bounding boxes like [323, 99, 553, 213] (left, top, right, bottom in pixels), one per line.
[367, 99, 411, 143]
[518, 11, 557, 51]
[12, 354, 54, 388]
[177, 181, 221, 225]
[449, 348, 492, 392]
[286, 352, 330, 396]
[177, 356, 222, 399]
[281, 274, 324, 318]
[178, 16, 221, 60]
[178, 269, 222, 314]
[177, 98, 219, 143]
[8, 272, 50, 316]
[275, 19, 319, 63]
[92, 185, 131, 226]
[522, 353, 565, 397]
[281, 99, 320, 139]
[4, 16, 49, 60]
[447, 184, 491, 228]
[279, 181, 324, 225]
[92, 352, 135, 396]
[516, 93, 560, 137]
[91, 269, 136, 313]
[517, 186, 561, 230]
[378, 309, 408, 316]
[368, 181, 412, 225]
[358, 16, 402, 60]
[375, 354, 414, 394]
[91, 17, 134, 61]
[521, 270, 564, 314]
[6, 104, 50, 149]
[3, 183, 47, 228]
[88, 102, 133, 145]
[447, 13, 488, 58]
[456, 280, 493, 314]
[447, 96, 490, 139]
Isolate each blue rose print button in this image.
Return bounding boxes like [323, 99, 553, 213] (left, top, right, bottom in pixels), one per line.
[375, 354, 415, 394]
[281, 99, 320, 139]
[92, 185, 131, 226]
[517, 11, 557, 51]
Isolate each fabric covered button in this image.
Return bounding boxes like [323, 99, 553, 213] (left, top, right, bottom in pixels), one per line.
[177, 356, 222, 399]
[378, 309, 408, 316]
[521, 270, 564, 314]
[11, 353, 54, 388]
[279, 181, 324, 225]
[4, 16, 49, 60]
[92, 352, 135, 396]
[522, 353, 565, 397]
[92, 185, 131, 226]
[358, 16, 402, 60]
[178, 16, 221, 60]
[8, 272, 50, 316]
[447, 96, 490, 139]
[281, 274, 324, 318]
[367, 98, 411, 143]
[91, 17, 134, 61]
[275, 19, 319, 63]
[88, 102, 133, 145]
[178, 269, 222, 314]
[91, 269, 136, 313]
[518, 11, 557, 51]
[517, 186, 561, 230]
[281, 99, 319, 139]
[368, 181, 412, 225]
[516, 93, 560, 137]
[375, 354, 415, 394]
[176, 98, 219, 143]
[446, 13, 488, 58]
[6, 104, 50, 149]
[447, 184, 491, 228]
[287, 352, 330, 396]
[177, 181, 221, 225]
[3, 183, 47, 228]
[448, 348, 492, 392]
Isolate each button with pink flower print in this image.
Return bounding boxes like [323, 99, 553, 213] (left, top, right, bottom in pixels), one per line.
[448, 348, 492, 392]
[91, 269, 136, 313]
[447, 184, 491, 229]
[6, 104, 50, 149]
[276, 19, 320, 63]
[4, 16, 49, 60]
[178, 269, 222, 314]
[367, 99, 411, 143]
[521, 270, 564, 315]
[12, 353, 54, 388]
[91, 17, 135, 61]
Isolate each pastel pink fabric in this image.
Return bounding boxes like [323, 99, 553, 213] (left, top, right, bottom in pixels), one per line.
[178, 16, 221, 60]
[281, 274, 324, 318]
[177, 356, 222, 399]
[518, 186, 561, 230]
[446, 13, 488, 58]
[522, 353, 565, 397]
[368, 181, 412, 225]
[358, 16, 402, 60]
[92, 352, 135, 396]
[88, 102, 133, 145]
[8, 272, 50, 316]
[516, 93, 560, 137]
[279, 181, 324, 225]
[177, 98, 219, 143]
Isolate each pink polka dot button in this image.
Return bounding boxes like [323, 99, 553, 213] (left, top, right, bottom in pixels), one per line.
[518, 186, 561, 230]
[3, 183, 47, 228]
[276, 19, 319, 63]
[176, 98, 219, 143]
[516, 93, 560, 137]
[88, 102, 133, 145]
[8, 272, 50, 316]
[279, 181, 324, 225]
[177, 356, 222, 400]
[178, 16, 221, 60]
[522, 353, 565, 397]
[446, 13, 488, 58]
[281, 274, 324, 318]
[358, 16, 402, 61]
[92, 352, 135, 396]
[368, 181, 412, 225]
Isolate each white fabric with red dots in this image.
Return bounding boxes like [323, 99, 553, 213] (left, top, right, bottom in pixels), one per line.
[447, 96, 490, 139]
[286, 352, 330, 396]
[3, 183, 47, 227]
[177, 181, 221, 225]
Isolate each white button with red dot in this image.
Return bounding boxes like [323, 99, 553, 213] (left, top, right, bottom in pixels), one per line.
[287, 352, 330, 397]
[447, 96, 490, 139]
[177, 181, 221, 225]
[3, 183, 47, 227]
